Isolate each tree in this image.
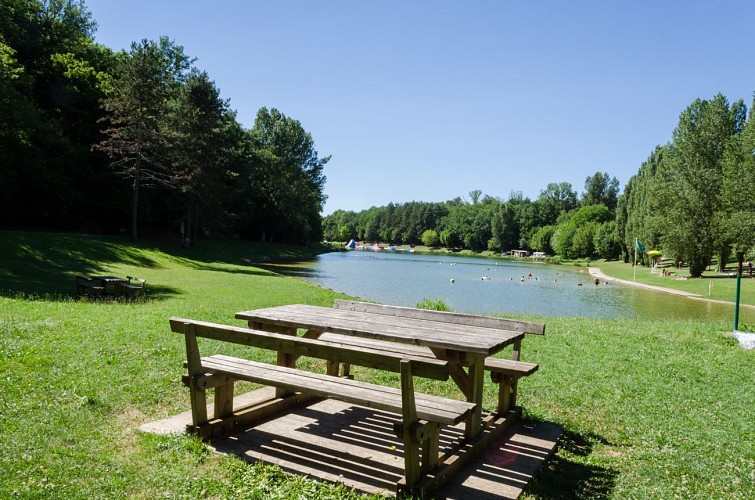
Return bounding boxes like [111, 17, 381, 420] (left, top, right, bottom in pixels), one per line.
[719, 103, 755, 272]
[617, 145, 668, 265]
[0, 0, 119, 230]
[421, 229, 439, 247]
[655, 94, 745, 277]
[247, 107, 329, 244]
[535, 182, 578, 226]
[582, 171, 620, 212]
[530, 225, 555, 254]
[571, 222, 599, 258]
[96, 37, 191, 241]
[165, 70, 235, 245]
[490, 201, 517, 252]
[593, 221, 622, 259]
[551, 204, 611, 258]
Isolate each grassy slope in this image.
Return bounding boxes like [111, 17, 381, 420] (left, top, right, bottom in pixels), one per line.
[0, 232, 752, 499]
[595, 258, 755, 307]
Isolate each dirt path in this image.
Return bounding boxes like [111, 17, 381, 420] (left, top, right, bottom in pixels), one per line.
[588, 267, 701, 297]
[589, 266, 755, 312]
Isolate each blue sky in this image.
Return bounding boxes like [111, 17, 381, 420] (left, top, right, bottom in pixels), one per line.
[86, 1, 755, 214]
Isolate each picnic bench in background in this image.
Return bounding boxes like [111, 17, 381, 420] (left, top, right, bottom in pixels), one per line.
[74, 275, 146, 299]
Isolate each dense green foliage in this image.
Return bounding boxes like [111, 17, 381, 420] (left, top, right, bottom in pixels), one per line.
[0, 231, 752, 498]
[618, 93, 755, 276]
[324, 174, 622, 259]
[1, 1, 327, 244]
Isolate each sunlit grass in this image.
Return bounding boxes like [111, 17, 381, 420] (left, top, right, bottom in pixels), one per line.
[595, 258, 755, 307]
[0, 231, 752, 498]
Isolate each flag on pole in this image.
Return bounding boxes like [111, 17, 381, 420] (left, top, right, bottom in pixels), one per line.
[635, 240, 646, 254]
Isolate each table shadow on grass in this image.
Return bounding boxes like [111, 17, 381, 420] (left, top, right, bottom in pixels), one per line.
[524, 427, 617, 499]
[211, 405, 406, 494]
[211, 403, 565, 498]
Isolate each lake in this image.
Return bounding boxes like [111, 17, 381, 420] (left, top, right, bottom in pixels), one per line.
[269, 251, 753, 321]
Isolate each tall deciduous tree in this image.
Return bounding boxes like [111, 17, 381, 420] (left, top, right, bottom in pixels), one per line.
[535, 182, 578, 226]
[247, 107, 329, 244]
[719, 102, 755, 272]
[582, 171, 620, 212]
[656, 94, 745, 277]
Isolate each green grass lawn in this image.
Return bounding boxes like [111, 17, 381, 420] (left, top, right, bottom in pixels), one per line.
[0, 231, 752, 498]
[594, 259, 755, 307]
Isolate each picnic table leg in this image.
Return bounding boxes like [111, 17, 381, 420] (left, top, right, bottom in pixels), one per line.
[249, 323, 299, 397]
[214, 381, 235, 418]
[508, 338, 522, 411]
[303, 328, 351, 376]
[400, 360, 421, 489]
[421, 422, 440, 474]
[493, 373, 513, 413]
[183, 323, 208, 426]
[512, 338, 522, 361]
[464, 355, 485, 440]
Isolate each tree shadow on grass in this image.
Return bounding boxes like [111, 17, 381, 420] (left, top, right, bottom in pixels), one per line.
[253, 261, 326, 279]
[0, 230, 328, 299]
[0, 232, 183, 299]
[186, 264, 283, 278]
[524, 427, 618, 499]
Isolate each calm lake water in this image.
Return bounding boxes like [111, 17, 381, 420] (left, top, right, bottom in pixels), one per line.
[273, 251, 753, 321]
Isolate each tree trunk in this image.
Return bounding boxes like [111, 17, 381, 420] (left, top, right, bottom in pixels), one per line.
[689, 256, 708, 278]
[131, 160, 140, 242]
[717, 246, 730, 273]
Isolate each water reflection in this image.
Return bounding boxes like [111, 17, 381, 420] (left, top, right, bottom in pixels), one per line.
[265, 251, 753, 322]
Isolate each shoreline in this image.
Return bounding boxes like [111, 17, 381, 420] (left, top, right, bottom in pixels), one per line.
[588, 267, 701, 297]
[589, 266, 755, 311]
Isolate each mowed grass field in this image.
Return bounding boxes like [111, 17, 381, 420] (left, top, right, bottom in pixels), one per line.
[0, 231, 752, 499]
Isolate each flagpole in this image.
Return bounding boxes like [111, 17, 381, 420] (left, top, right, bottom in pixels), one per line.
[633, 238, 637, 281]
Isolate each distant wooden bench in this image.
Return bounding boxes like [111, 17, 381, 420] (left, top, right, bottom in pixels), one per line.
[331, 300, 544, 413]
[170, 317, 476, 493]
[75, 276, 104, 298]
[117, 276, 146, 299]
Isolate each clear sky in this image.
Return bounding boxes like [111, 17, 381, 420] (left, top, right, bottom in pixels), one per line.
[85, 0, 755, 214]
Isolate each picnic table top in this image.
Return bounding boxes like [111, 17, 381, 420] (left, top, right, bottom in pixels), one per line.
[235, 304, 524, 355]
[90, 275, 129, 283]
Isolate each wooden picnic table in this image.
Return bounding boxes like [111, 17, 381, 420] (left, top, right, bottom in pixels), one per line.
[235, 303, 525, 440]
[90, 275, 129, 296]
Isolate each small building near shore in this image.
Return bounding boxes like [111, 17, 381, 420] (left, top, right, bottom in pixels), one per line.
[512, 249, 530, 257]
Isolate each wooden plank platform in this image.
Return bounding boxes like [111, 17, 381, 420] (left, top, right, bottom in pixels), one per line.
[140, 388, 560, 498]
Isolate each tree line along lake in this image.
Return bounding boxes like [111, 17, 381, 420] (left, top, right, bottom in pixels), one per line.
[267, 251, 753, 322]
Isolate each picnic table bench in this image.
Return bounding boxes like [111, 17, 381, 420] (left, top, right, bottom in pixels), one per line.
[116, 276, 146, 299]
[172, 301, 544, 496]
[75, 276, 105, 297]
[170, 317, 476, 493]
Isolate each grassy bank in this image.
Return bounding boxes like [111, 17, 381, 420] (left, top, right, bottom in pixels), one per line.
[0, 231, 752, 498]
[596, 259, 755, 307]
